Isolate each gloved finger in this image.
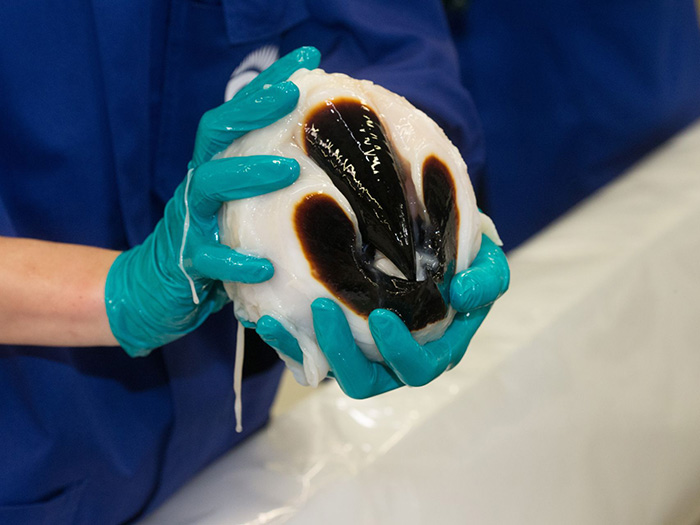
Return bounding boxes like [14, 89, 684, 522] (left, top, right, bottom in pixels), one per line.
[237, 46, 322, 99]
[236, 317, 257, 329]
[256, 315, 305, 363]
[192, 82, 300, 167]
[369, 309, 450, 387]
[450, 235, 510, 313]
[426, 306, 491, 369]
[190, 156, 299, 217]
[312, 298, 402, 399]
[190, 242, 274, 283]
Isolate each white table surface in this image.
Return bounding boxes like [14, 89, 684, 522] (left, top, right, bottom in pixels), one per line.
[142, 121, 700, 525]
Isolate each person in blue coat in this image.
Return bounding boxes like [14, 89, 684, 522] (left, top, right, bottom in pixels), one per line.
[0, 2, 507, 523]
[447, 0, 700, 249]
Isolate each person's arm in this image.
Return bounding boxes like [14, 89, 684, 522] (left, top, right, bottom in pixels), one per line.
[0, 236, 120, 347]
[0, 47, 321, 356]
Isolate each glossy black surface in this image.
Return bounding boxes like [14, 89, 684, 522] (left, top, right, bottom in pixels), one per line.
[304, 98, 416, 280]
[422, 155, 459, 283]
[294, 193, 447, 330]
[297, 100, 460, 330]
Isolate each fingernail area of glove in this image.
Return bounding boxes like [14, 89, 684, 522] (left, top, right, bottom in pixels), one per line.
[451, 271, 483, 311]
[310, 297, 338, 315]
[255, 317, 280, 344]
[237, 318, 256, 329]
[237, 259, 274, 283]
[281, 46, 321, 69]
[266, 156, 300, 182]
[246, 81, 298, 107]
[234, 156, 299, 193]
[368, 309, 398, 343]
[310, 299, 346, 342]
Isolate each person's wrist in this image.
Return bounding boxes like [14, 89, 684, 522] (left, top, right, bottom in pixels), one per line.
[104, 248, 161, 357]
[105, 231, 227, 357]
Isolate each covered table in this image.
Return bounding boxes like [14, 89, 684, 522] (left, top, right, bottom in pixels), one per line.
[142, 121, 700, 525]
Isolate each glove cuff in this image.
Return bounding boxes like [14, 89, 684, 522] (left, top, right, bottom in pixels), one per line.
[104, 248, 163, 357]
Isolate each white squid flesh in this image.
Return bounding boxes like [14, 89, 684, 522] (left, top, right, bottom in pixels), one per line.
[219, 68, 499, 386]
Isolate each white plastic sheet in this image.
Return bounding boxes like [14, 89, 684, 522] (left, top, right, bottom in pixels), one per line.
[141, 120, 700, 525]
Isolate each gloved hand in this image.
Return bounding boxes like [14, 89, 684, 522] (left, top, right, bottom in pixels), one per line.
[256, 234, 510, 399]
[105, 47, 322, 357]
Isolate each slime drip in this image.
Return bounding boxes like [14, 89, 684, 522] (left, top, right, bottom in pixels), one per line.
[179, 167, 200, 305]
[233, 321, 245, 433]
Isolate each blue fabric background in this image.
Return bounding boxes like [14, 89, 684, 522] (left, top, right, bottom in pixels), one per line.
[450, 0, 700, 249]
[0, 1, 479, 522]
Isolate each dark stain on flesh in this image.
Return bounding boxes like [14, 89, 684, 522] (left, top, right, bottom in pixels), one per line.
[297, 98, 459, 331]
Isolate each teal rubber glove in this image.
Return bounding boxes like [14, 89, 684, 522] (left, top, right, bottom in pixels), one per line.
[106, 47, 322, 357]
[256, 234, 510, 399]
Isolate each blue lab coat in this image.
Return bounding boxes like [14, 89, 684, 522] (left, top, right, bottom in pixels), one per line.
[449, 0, 700, 249]
[0, 1, 476, 523]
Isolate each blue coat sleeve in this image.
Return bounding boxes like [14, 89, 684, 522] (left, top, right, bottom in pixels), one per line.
[0, 196, 13, 236]
[449, 0, 700, 249]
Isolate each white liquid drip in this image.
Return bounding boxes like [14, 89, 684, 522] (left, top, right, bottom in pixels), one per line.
[233, 321, 245, 433]
[178, 168, 200, 305]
